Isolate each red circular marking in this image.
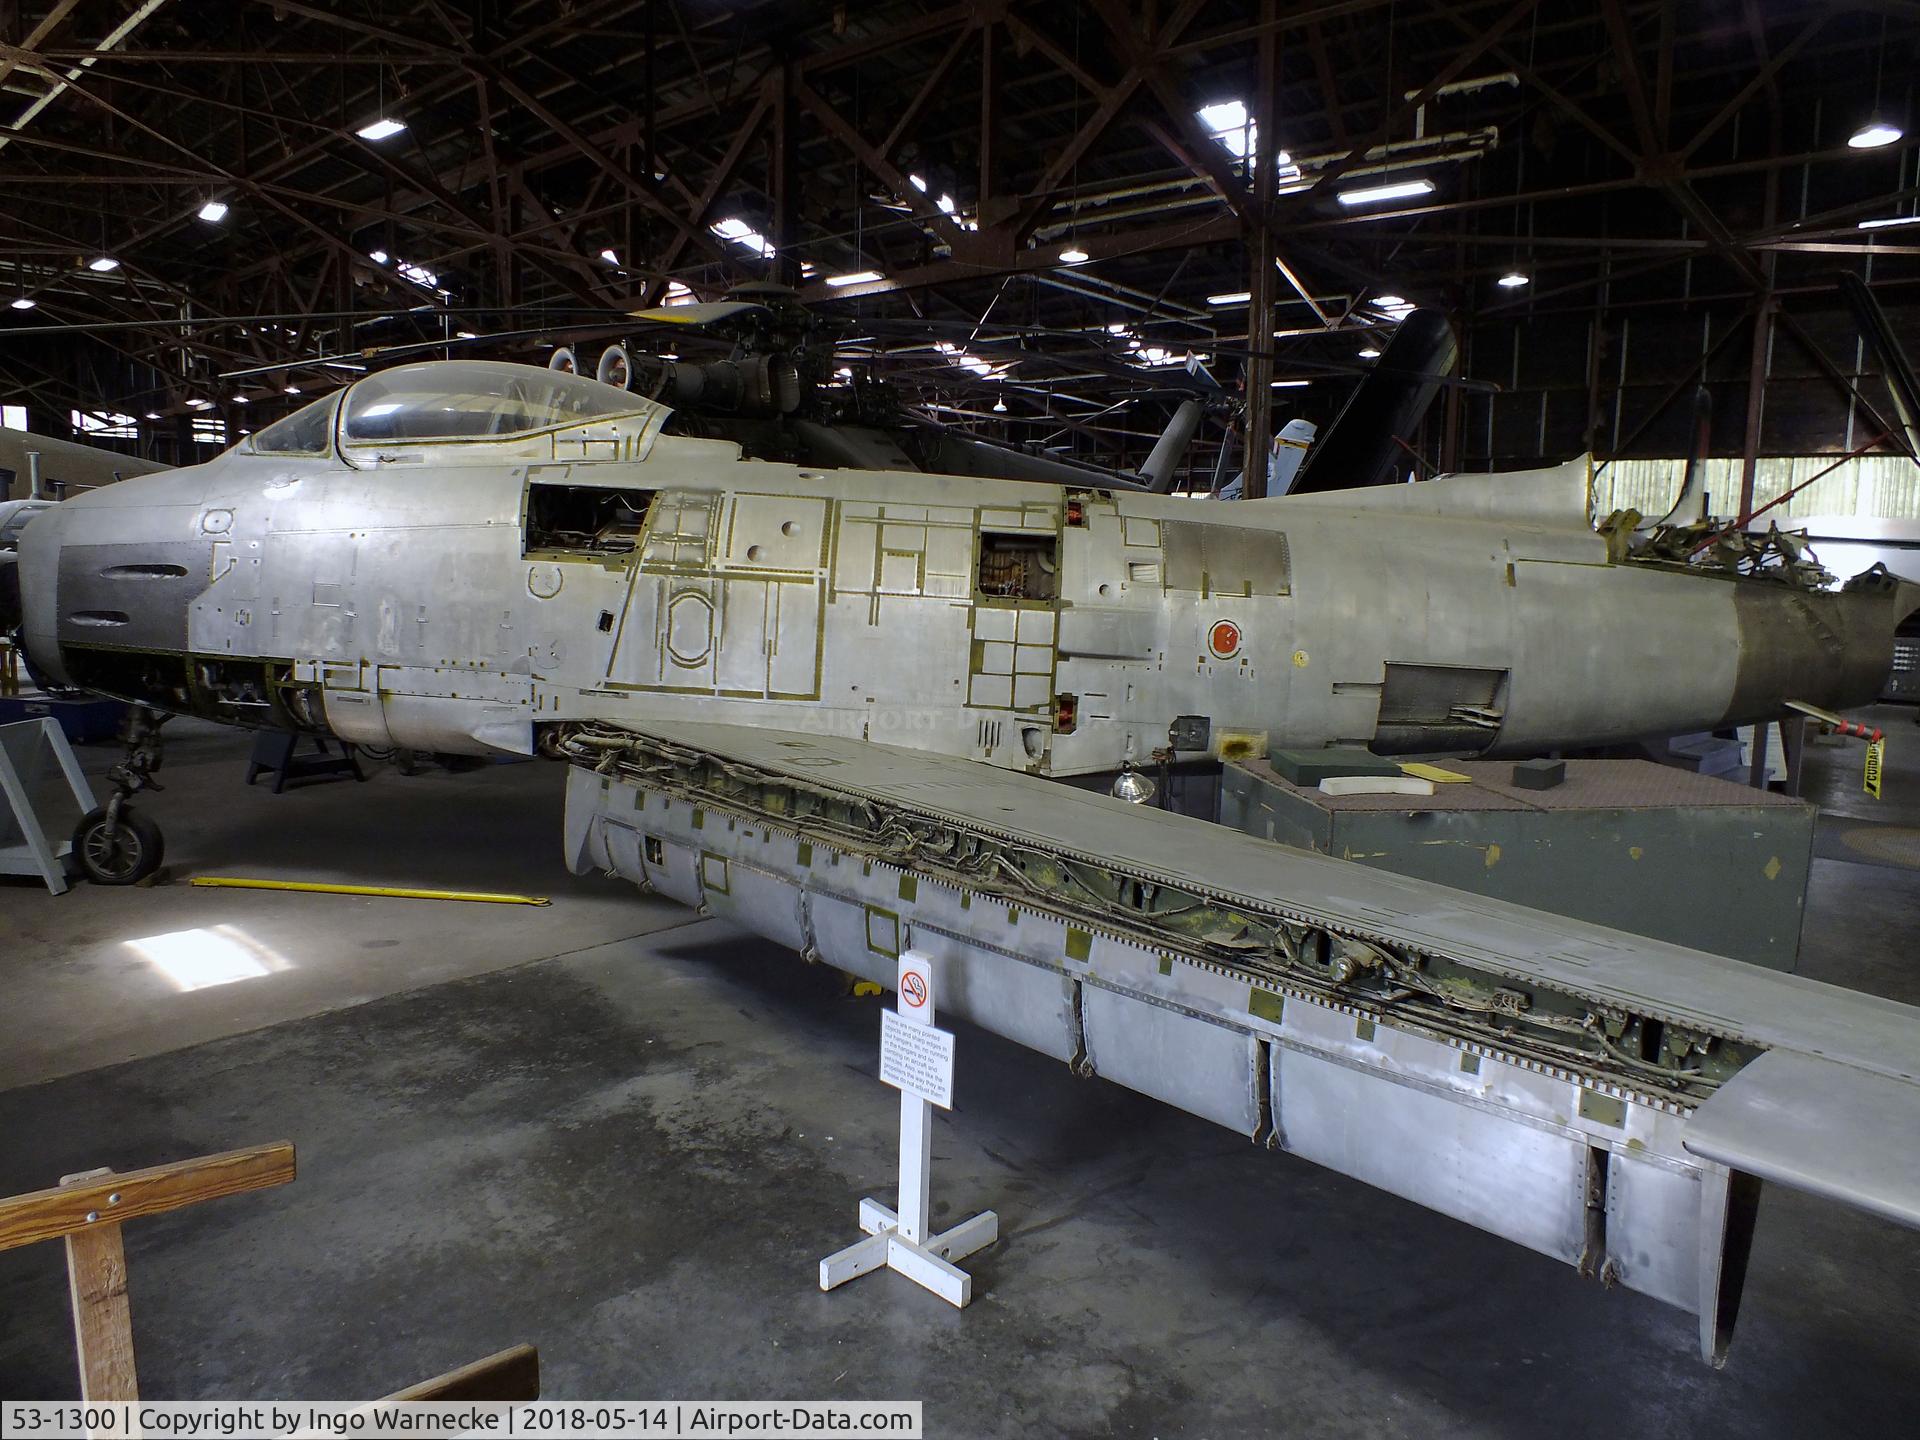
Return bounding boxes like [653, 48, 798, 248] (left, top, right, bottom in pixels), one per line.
[901, 971, 928, 1007]
[1209, 619, 1242, 659]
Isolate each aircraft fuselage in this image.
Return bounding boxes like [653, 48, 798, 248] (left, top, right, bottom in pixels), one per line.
[16, 425, 1911, 774]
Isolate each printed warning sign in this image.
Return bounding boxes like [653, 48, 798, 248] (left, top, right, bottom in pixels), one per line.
[1865, 737, 1884, 799]
[880, 1008, 956, 1110]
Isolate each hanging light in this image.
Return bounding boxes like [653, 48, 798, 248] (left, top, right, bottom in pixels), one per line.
[1358, 346, 1381, 359]
[992, 396, 1008, 414]
[1110, 767, 1157, 804]
[1059, 247, 1090, 264]
[197, 200, 230, 224]
[1497, 270, 1531, 288]
[356, 117, 406, 141]
[87, 256, 120, 273]
[1336, 178, 1433, 207]
[1849, 121, 1902, 149]
[9, 297, 34, 310]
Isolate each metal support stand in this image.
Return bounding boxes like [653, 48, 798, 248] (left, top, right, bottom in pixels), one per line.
[820, 952, 998, 1307]
[245, 729, 364, 792]
[0, 717, 96, 894]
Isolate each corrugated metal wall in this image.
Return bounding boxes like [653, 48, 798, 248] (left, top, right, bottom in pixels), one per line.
[1594, 454, 1920, 522]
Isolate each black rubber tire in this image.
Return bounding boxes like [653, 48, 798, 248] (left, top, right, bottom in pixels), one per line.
[72, 806, 164, 886]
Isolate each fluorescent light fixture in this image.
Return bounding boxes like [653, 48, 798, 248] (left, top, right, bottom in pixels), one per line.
[1858, 214, 1920, 230]
[356, 117, 406, 141]
[1059, 247, 1090, 264]
[1337, 178, 1434, 207]
[185, 398, 213, 410]
[1374, 294, 1407, 308]
[368, 249, 390, 264]
[1270, 379, 1310, 388]
[284, 385, 302, 395]
[231, 394, 249, 404]
[1497, 271, 1530, 288]
[825, 270, 883, 287]
[456, 329, 477, 339]
[599, 248, 620, 265]
[87, 256, 120, 273]
[1358, 346, 1382, 359]
[9, 297, 33, 310]
[1849, 122, 1903, 150]
[197, 200, 229, 223]
[1208, 291, 1252, 306]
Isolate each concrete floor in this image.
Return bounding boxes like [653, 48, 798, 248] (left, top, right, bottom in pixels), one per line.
[2, 713, 1918, 1435]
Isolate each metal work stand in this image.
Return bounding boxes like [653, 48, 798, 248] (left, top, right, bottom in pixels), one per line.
[819, 953, 998, 1307]
[245, 730, 364, 792]
[0, 717, 96, 894]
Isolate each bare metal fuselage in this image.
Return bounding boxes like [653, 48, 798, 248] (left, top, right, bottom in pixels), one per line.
[13, 368, 1920, 1366]
[14, 395, 1912, 770]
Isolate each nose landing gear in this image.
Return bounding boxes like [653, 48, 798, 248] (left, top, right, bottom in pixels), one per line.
[73, 706, 167, 886]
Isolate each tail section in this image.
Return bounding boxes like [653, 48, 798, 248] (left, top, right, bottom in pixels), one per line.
[1289, 309, 1458, 494]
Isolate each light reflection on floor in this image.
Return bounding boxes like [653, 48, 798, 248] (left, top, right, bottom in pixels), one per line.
[123, 923, 294, 992]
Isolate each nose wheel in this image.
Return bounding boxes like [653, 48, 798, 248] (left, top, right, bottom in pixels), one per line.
[73, 804, 164, 885]
[75, 706, 169, 886]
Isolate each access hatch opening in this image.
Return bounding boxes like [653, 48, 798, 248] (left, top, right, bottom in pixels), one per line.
[525, 485, 656, 557]
[977, 531, 1058, 602]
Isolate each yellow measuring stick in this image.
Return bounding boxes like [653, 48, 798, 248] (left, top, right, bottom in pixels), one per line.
[189, 877, 551, 906]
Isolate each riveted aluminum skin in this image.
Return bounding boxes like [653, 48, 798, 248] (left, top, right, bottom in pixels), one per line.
[558, 722, 1920, 1366]
[17, 369, 1917, 772]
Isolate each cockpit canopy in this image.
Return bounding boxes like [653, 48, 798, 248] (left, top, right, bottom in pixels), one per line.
[342, 361, 655, 442]
[246, 360, 669, 462]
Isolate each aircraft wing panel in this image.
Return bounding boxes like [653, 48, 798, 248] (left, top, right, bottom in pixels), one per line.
[559, 718, 1920, 1360]
[589, 720, 1920, 1085]
[1684, 1049, 1920, 1229]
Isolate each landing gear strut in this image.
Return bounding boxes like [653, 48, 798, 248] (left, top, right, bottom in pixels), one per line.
[73, 706, 167, 886]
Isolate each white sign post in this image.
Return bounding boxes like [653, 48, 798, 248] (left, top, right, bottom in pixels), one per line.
[819, 950, 998, 1307]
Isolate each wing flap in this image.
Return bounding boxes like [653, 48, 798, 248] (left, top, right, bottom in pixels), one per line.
[1683, 1048, 1920, 1229]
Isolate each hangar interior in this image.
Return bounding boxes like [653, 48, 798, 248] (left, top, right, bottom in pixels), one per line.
[2, 2, 1918, 1436]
